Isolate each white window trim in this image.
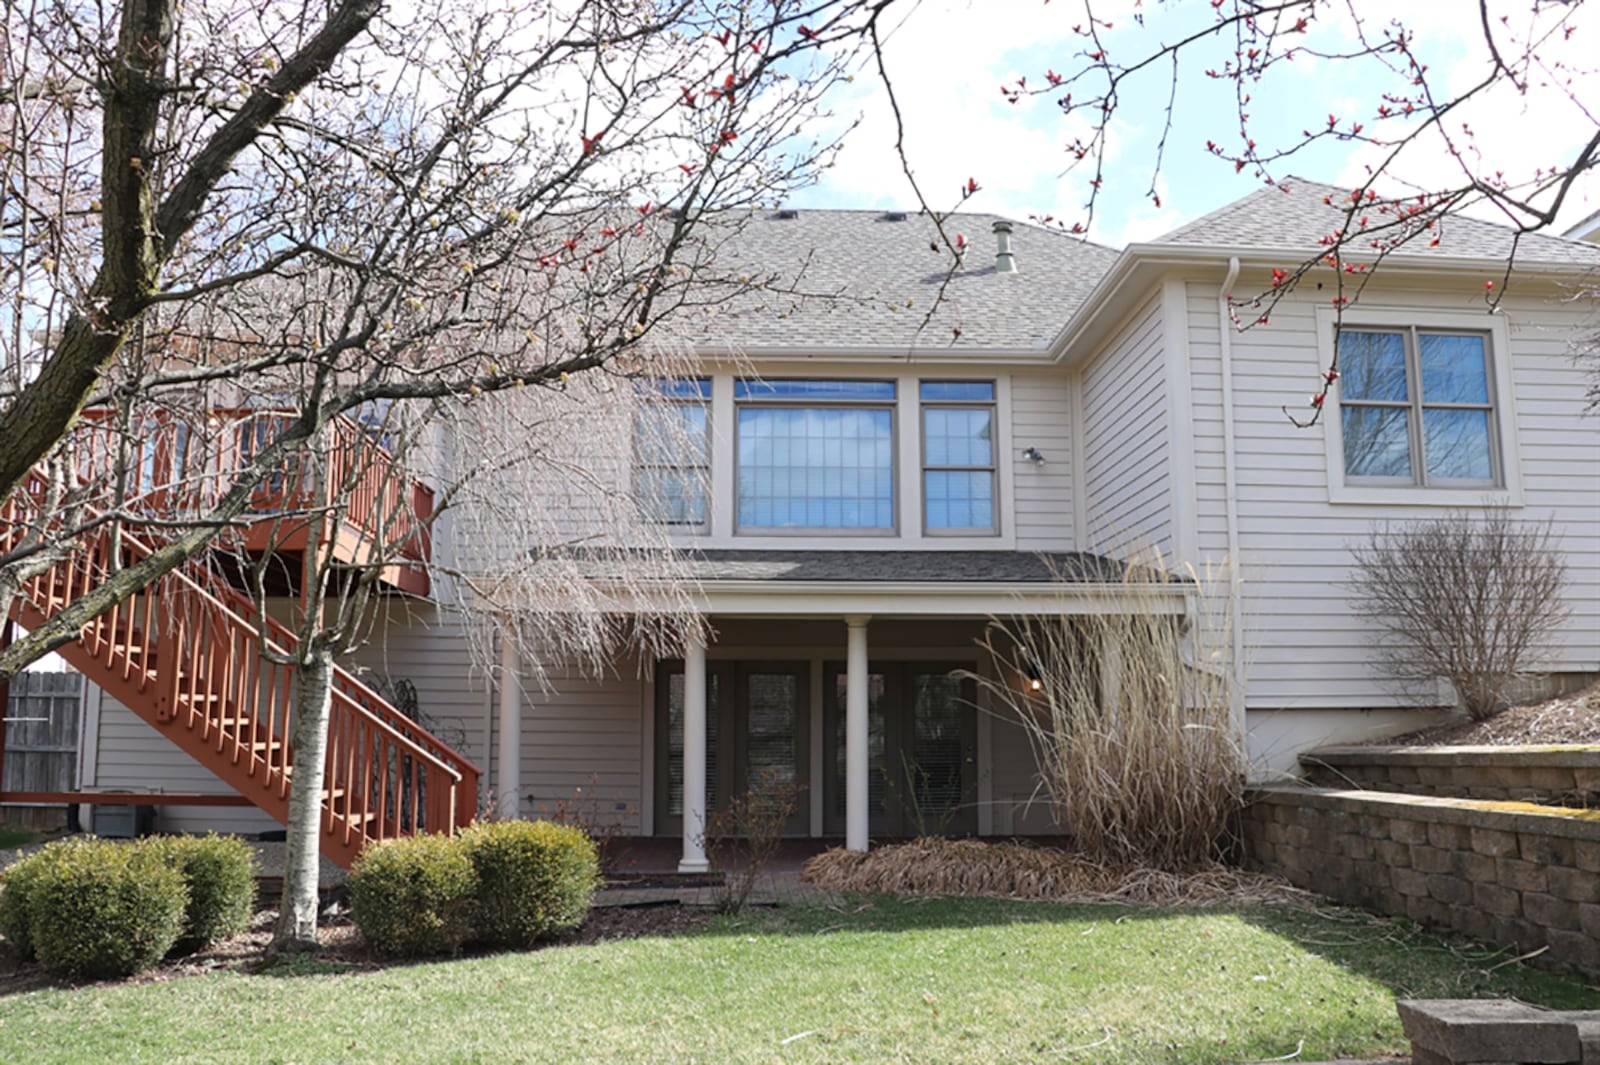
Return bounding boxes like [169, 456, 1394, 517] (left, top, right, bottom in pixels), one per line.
[672, 370, 1018, 549]
[731, 378, 901, 537]
[1317, 305, 1524, 507]
[918, 381, 1000, 536]
[635, 380, 712, 531]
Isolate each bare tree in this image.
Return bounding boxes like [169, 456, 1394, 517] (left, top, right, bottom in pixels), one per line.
[1347, 511, 1570, 721]
[1, 0, 910, 953]
[1, 0, 902, 680]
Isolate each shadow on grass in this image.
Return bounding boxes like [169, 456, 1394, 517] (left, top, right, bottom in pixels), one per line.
[734, 891, 1596, 1003]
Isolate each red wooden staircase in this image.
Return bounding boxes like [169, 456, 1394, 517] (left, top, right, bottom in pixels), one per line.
[1, 465, 481, 869]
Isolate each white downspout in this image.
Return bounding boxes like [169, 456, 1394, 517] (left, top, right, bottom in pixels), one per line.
[1217, 257, 1246, 751]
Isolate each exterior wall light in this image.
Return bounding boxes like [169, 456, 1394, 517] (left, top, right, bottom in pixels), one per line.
[1021, 447, 1046, 465]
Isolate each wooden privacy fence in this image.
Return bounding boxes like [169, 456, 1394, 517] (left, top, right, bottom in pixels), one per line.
[2, 671, 83, 827]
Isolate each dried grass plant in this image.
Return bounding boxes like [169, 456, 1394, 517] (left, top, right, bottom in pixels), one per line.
[968, 556, 1244, 872]
[801, 838, 1312, 908]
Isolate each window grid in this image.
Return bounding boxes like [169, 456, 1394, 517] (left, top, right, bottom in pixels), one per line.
[920, 380, 997, 534]
[735, 380, 897, 534]
[636, 379, 711, 527]
[1340, 328, 1499, 487]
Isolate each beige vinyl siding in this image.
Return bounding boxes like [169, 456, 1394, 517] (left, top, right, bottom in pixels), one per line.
[348, 599, 491, 804]
[1078, 294, 1174, 555]
[984, 700, 1059, 835]
[86, 685, 279, 836]
[1183, 279, 1600, 725]
[514, 654, 645, 832]
[1010, 371, 1076, 549]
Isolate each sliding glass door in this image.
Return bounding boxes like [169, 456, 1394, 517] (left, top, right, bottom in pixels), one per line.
[655, 661, 809, 836]
[823, 662, 977, 837]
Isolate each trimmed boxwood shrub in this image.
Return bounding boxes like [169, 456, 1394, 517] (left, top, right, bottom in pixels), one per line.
[461, 820, 599, 949]
[0, 840, 81, 962]
[349, 834, 478, 958]
[143, 834, 256, 955]
[29, 840, 187, 980]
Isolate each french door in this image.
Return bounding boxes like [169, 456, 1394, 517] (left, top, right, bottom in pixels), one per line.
[654, 661, 809, 836]
[822, 662, 977, 837]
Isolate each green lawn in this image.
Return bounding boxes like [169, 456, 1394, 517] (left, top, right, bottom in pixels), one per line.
[0, 827, 37, 850]
[1, 897, 1592, 1064]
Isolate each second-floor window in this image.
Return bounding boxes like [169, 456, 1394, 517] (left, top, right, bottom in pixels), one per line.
[920, 381, 996, 533]
[636, 379, 711, 526]
[1340, 328, 1499, 486]
[736, 379, 896, 532]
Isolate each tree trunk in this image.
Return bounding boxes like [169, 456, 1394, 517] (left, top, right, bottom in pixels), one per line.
[272, 649, 335, 953]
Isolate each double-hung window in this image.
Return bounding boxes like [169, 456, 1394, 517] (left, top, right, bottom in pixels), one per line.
[1339, 328, 1499, 486]
[636, 378, 710, 526]
[920, 381, 996, 533]
[735, 379, 896, 532]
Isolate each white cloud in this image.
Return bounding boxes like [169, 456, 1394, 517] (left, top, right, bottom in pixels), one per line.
[798, 0, 1599, 244]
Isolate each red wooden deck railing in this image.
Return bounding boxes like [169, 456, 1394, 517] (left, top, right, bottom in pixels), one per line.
[1, 462, 479, 869]
[71, 408, 433, 590]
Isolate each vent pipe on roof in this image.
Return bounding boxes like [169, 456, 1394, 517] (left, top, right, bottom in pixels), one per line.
[993, 220, 1017, 273]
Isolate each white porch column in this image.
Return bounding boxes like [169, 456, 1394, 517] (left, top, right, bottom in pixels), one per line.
[497, 628, 522, 820]
[845, 615, 871, 853]
[678, 627, 710, 873]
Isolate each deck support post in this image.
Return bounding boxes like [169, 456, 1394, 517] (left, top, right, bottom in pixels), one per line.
[678, 626, 710, 874]
[497, 628, 522, 820]
[0, 619, 11, 801]
[845, 615, 871, 853]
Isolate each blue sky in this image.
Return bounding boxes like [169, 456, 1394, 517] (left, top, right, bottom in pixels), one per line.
[790, 0, 1600, 247]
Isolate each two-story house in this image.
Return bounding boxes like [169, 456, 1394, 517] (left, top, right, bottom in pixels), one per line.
[55, 179, 1600, 868]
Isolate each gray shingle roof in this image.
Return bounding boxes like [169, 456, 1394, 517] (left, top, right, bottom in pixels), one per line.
[1155, 177, 1600, 267]
[683, 210, 1118, 352]
[677, 549, 1160, 584]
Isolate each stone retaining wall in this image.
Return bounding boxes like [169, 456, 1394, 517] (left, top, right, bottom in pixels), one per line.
[1240, 785, 1600, 977]
[1300, 746, 1600, 805]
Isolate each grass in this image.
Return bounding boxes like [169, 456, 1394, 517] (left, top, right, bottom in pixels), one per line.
[0, 896, 1592, 1064]
[0, 827, 37, 849]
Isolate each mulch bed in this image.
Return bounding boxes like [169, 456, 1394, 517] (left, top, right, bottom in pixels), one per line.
[1384, 680, 1600, 747]
[0, 900, 715, 995]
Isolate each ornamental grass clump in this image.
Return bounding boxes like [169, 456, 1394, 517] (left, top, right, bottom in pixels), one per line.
[971, 555, 1244, 872]
[350, 834, 479, 958]
[462, 820, 599, 949]
[24, 838, 187, 980]
[144, 834, 257, 955]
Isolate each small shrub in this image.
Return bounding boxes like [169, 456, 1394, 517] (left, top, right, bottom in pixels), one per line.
[0, 840, 81, 962]
[1348, 512, 1569, 721]
[703, 769, 803, 915]
[349, 834, 478, 958]
[462, 820, 598, 949]
[143, 835, 256, 955]
[28, 839, 187, 979]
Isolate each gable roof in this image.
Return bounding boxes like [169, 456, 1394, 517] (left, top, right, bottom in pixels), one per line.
[1155, 177, 1600, 267]
[686, 209, 1118, 354]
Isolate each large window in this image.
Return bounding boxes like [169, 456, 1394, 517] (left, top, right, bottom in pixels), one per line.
[1340, 328, 1499, 486]
[635, 378, 710, 526]
[735, 379, 895, 532]
[920, 381, 996, 533]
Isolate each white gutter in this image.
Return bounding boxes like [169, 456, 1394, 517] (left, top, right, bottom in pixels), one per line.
[1218, 256, 1246, 745]
[1046, 241, 1599, 368]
